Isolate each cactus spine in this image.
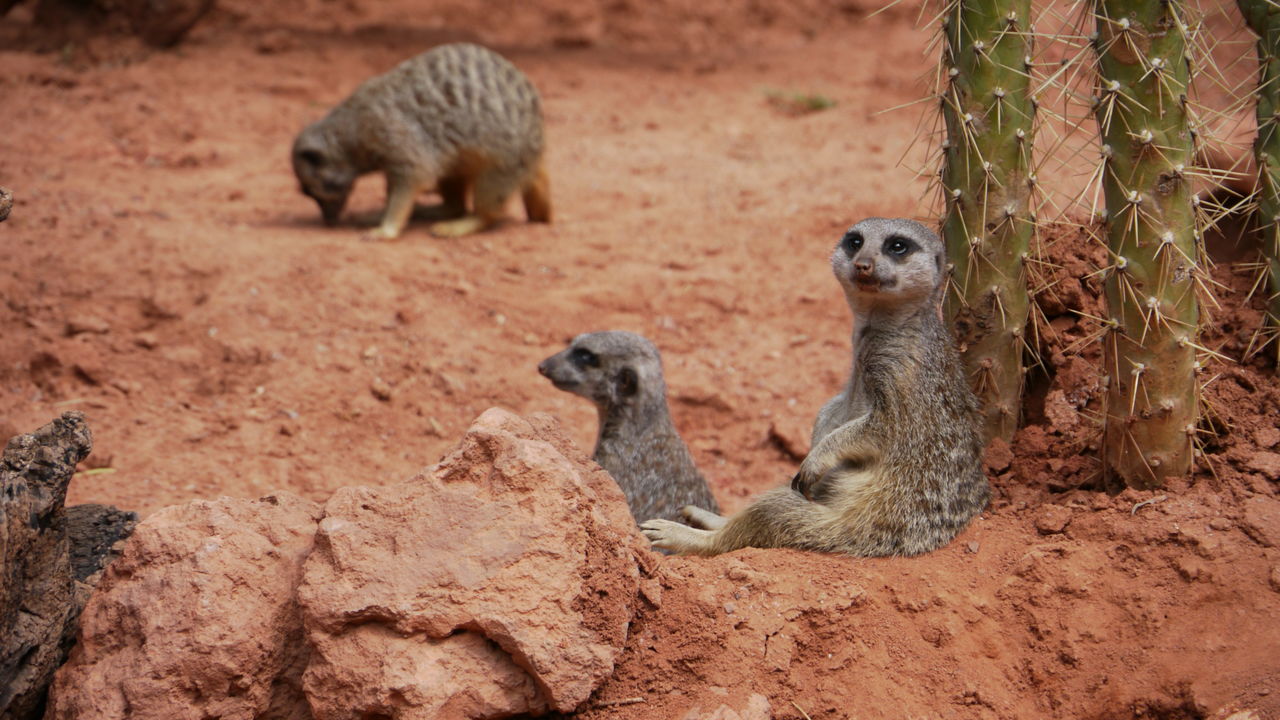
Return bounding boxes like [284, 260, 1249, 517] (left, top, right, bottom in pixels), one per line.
[940, 0, 1037, 442]
[1239, 0, 1280, 371]
[1092, 0, 1201, 488]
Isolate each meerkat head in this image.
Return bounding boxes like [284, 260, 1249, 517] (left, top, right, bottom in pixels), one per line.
[292, 124, 356, 226]
[830, 217, 945, 313]
[538, 331, 667, 412]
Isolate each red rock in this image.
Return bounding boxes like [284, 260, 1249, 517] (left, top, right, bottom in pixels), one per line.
[46, 410, 647, 720]
[1034, 505, 1073, 535]
[1245, 452, 1280, 481]
[1240, 496, 1280, 549]
[1042, 389, 1079, 433]
[1255, 427, 1280, 449]
[766, 417, 810, 460]
[984, 437, 1013, 474]
[46, 492, 323, 720]
[299, 408, 645, 717]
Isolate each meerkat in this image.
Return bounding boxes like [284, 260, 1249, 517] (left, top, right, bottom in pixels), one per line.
[291, 42, 551, 240]
[642, 218, 989, 556]
[0, 186, 12, 222]
[538, 331, 720, 525]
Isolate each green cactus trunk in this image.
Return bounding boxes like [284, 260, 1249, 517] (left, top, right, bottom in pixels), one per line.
[1239, 0, 1280, 372]
[1093, 0, 1201, 488]
[940, 0, 1037, 443]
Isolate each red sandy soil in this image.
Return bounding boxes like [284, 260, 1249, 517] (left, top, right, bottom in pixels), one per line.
[2, 0, 1279, 718]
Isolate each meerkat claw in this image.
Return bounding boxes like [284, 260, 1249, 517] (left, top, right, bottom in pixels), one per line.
[641, 518, 711, 554]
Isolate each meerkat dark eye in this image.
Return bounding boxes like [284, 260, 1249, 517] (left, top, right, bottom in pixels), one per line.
[571, 347, 599, 367]
[884, 236, 914, 256]
[842, 231, 864, 254]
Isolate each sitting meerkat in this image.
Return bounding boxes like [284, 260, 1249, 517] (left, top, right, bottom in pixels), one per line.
[291, 42, 551, 240]
[538, 331, 720, 524]
[642, 217, 989, 556]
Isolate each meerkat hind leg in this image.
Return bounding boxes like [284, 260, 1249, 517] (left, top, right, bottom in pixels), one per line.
[682, 505, 728, 530]
[522, 159, 552, 223]
[641, 518, 716, 554]
[430, 164, 518, 238]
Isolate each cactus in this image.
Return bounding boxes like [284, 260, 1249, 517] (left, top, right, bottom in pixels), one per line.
[939, 0, 1038, 442]
[1239, 0, 1280, 371]
[1091, 0, 1202, 488]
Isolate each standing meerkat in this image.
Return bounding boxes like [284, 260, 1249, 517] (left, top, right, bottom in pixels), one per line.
[642, 218, 989, 556]
[291, 43, 551, 240]
[538, 331, 720, 524]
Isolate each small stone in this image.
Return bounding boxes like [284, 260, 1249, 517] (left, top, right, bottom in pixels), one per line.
[1174, 557, 1210, 583]
[766, 419, 809, 461]
[1269, 566, 1280, 593]
[1208, 517, 1232, 531]
[134, 332, 159, 349]
[723, 602, 735, 615]
[1240, 496, 1280, 548]
[370, 377, 393, 402]
[1042, 390, 1079, 432]
[1034, 505, 1072, 535]
[966, 541, 980, 554]
[1255, 427, 1280, 449]
[66, 316, 111, 336]
[110, 379, 142, 395]
[983, 438, 1013, 474]
[1245, 452, 1280, 480]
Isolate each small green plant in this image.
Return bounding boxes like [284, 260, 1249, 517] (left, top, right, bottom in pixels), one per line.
[764, 89, 837, 116]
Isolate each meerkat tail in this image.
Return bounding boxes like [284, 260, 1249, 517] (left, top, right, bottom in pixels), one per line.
[522, 159, 552, 223]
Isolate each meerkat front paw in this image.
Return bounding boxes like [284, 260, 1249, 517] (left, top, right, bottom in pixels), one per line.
[641, 518, 712, 554]
[791, 458, 829, 501]
[681, 505, 728, 530]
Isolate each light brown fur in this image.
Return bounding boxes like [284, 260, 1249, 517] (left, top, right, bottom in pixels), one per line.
[291, 43, 551, 240]
[642, 218, 989, 557]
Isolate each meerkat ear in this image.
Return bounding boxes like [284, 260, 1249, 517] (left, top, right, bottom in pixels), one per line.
[615, 367, 639, 397]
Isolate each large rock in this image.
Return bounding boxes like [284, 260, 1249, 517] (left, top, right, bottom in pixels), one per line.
[299, 409, 647, 719]
[45, 492, 322, 720]
[46, 409, 649, 720]
[0, 412, 137, 720]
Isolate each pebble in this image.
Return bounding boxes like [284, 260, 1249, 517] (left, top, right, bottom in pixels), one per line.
[370, 377, 393, 402]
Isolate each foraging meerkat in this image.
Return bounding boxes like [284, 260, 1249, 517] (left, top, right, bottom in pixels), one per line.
[642, 218, 989, 556]
[291, 43, 551, 240]
[538, 331, 720, 524]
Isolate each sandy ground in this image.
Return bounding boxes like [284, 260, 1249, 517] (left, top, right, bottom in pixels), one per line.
[2, 0, 1279, 717]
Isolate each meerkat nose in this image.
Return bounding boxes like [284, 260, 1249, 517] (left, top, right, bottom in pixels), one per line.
[537, 360, 551, 377]
[854, 259, 874, 272]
